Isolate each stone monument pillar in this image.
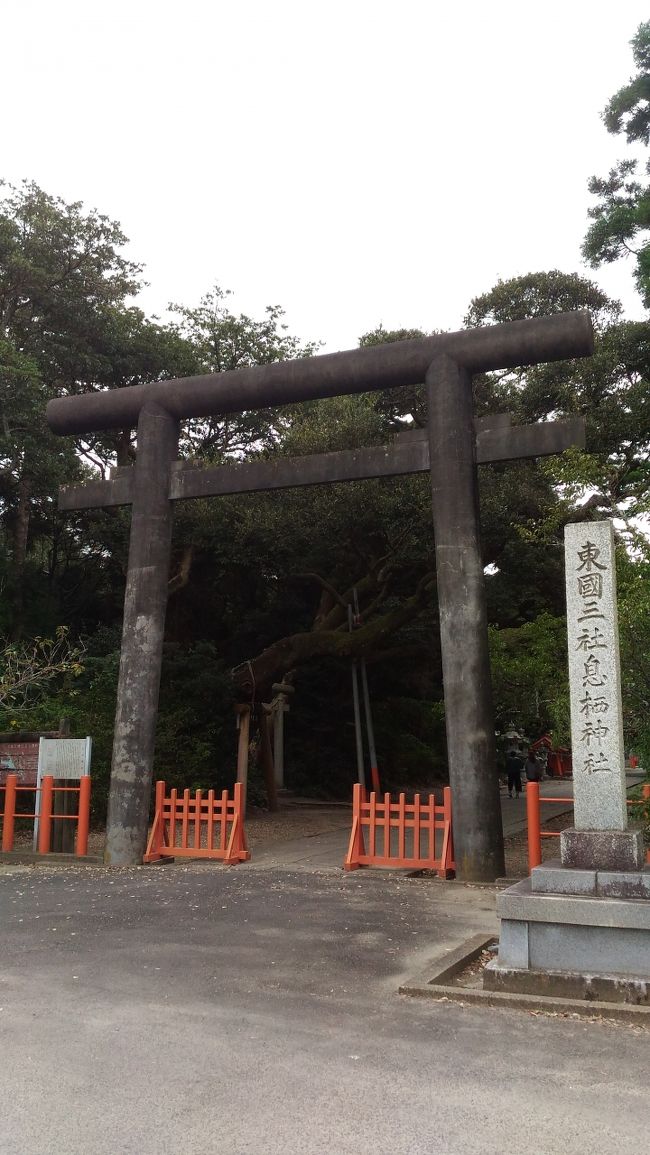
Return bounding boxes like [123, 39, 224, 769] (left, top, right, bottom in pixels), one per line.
[561, 521, 643, 871]
[485, 520, 650, 1004]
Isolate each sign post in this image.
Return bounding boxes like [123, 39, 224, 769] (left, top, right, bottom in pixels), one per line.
[561, 522, 642, 869]
[33, 738, 92, 851]
[486, 520, 650, 1003]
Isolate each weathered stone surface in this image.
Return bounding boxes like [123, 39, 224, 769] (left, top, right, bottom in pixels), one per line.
[561, 828, 644, 872]
[530, 857, 650, 898]
[597, 869, 650, 899]
[494, 879, 650, 980]
[498, 919, 529, 969]
[531, 860, 597, 895]
[529, 921, 650, 975]
[564, 521, 627, 831]
[497, 877, 650, 929]
[484, 960, 650, 1004]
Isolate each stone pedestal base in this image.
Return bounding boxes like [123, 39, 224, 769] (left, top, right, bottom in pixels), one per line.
[488, 875, 650, 1004]
[484, 962, 650, 1004]
[532, 857, 650, 899]
[561, 828, 644, 871]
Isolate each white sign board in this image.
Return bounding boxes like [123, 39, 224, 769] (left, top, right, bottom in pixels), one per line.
[38, 738, 92, 779]
[33, 737, 92, 849]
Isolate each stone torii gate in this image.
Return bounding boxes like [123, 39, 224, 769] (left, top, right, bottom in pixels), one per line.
[47, 312, 593, 879]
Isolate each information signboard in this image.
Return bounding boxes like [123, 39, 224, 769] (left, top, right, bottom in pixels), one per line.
[33, 737, 92, 849]
[38, 738, 92, 779]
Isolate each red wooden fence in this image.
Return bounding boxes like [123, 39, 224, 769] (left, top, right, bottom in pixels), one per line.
[344, 784, 454, 876]
[526, 780, 650, 871]
[144, 781, 250, 864]
[0, 773, 91, 856]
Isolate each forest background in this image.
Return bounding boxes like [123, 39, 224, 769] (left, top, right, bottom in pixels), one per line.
[4, 23, 650, 816]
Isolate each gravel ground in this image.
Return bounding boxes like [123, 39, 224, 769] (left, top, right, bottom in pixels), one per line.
[503, 808, 574, 877]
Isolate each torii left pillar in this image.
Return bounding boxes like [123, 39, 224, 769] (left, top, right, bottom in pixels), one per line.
[104, 401, 179, 865]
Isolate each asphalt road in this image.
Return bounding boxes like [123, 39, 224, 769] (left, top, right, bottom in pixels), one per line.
[1, 863, 648, 1154]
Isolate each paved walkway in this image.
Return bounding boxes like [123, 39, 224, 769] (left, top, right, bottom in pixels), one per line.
[1, 863, 648, 1154]
[250, 773, 645, 870]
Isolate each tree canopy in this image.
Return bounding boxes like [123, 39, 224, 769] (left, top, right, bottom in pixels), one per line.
[583, 21, 650, 307]
[5, 25, 650, 816]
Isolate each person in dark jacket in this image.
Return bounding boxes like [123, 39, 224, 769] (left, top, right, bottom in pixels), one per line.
[525, 750, 543, 783]
[505, 749, 524, 798]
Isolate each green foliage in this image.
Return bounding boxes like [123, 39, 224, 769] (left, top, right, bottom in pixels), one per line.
[467, 272, 650, 531]
[489, 613, 570, 743]
[0, 180, 198, 640]
[583, 21, 650, 307]
[359, 323, 430, 427]
[0, 626, 84, 712]
[466, 270, 621, 330]
[8, 155, 650, 818]
[615, 545, 650, 763]
[169, 284, 321, 461]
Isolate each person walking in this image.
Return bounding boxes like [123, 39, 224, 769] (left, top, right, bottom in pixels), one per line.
[505, 749, 524, 798]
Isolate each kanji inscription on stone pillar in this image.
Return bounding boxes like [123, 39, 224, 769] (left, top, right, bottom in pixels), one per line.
[565, 520, 627, 831]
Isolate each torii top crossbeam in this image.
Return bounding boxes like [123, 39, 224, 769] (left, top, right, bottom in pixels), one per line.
[47, 312, 593, 433]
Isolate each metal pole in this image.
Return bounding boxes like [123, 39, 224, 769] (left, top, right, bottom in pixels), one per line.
[427, 353, 505, 882]
[348, 605, 366, 788]
[354, 588, 380, 793]
[359, 661, 380, 794]
[273, 699, 285, 789]
[104, 401, 179, 865]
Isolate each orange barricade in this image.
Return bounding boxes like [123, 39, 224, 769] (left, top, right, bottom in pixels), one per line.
[0, 773, 91, 856]
[526, 780, 650, 872]
[344, 784, 455, 876]
[144, 781, 250, 864]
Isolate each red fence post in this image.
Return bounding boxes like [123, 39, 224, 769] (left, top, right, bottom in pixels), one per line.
[437, 786, 455, 878]
[193, 788, 202, 851]
[343, 783, 364, 870]
[38, 775, 54, 854]
[224, 782, 250, 863]
[76, 776, 91, 856]
[527, 781, 542, 872]
[2, 773, 18, 852]
[143, 780, 166, 863]
[169, 787, 178, 851]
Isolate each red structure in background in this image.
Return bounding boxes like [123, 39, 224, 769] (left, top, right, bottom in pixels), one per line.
[0, 741, 40, 787]
[530, 735, 572, 778]
[0, 726, 72, 788]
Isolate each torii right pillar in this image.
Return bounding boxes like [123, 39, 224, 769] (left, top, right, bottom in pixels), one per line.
[427, 354, 504, 882]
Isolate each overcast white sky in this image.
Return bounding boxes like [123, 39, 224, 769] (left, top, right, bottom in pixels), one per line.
[3, 1, 650, 352]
